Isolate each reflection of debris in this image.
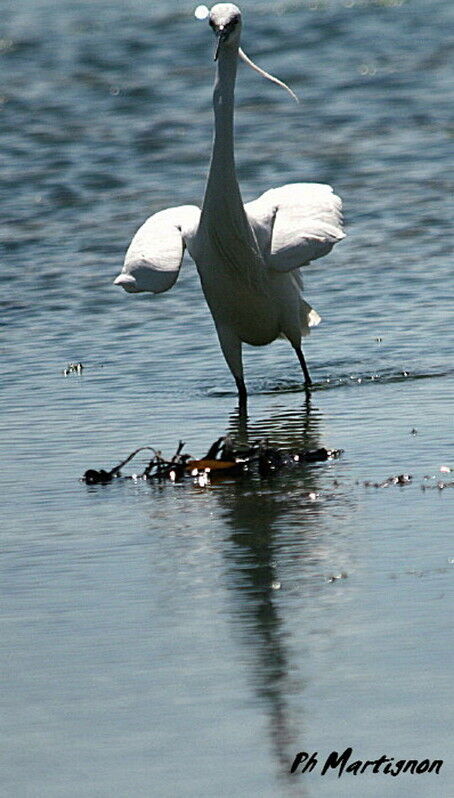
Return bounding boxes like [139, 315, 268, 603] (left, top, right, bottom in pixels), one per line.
[363, 471, 454, 493]
[390, 565, 451, 580]
[364, 474, 412, 488]
[421, 480, 454, 492]
[63, 362, 84, 376]
[82, 437, 343, 486]
[421, 471, 454, 491]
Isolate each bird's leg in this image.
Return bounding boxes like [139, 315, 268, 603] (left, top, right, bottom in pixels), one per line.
[215, 324, 247, 404]
[235, 376, 248, 411]
[294, 345, 312, 390]
[229, 402, 248, 440]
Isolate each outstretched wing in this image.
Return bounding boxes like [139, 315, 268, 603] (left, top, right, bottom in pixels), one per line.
[114, 205, 200, 294]
[246, 183, 345, 272]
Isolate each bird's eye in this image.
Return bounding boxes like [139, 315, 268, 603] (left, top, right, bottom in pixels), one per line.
[223, 18, 238, 35]
[209, 14, 240, 32]
[225, 16, 239, 30]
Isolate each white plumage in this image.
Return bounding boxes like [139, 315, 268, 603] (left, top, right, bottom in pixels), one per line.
[114, 3, 345, 403]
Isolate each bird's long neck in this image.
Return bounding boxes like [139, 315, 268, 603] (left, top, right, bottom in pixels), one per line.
[203, 46, 242, 213]
[199, 44, 263, 287]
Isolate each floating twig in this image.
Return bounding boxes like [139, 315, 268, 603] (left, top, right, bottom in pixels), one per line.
[83, 446, 157, 484]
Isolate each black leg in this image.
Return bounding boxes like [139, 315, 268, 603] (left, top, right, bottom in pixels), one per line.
[235, 376, 247, 407]
[294, 345, 312, 389]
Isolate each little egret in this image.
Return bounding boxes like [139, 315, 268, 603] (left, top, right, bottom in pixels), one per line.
[114, 3, 345, 403]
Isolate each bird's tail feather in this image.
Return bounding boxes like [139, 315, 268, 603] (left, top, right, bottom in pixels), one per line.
[278, 299, 321, 340]
[300, 299, 321, 337]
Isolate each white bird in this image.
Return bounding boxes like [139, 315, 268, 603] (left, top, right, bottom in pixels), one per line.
[114, 3, 345, 404]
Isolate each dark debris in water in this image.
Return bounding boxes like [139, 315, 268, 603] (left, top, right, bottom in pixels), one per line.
[327, 572, 348, 583]
[421, 467, 454, 491]
[257, 444, 342, 477]
[82, 437, 343, 486]
[364, 474, 413, 488]
[361, 467, 454, 492]
[421, 480, 454, 492]
[63, 362, 84, 376]
[83, 446, 157, 484]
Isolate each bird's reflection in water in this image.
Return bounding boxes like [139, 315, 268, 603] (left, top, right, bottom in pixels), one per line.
[229, 392, 318, 449]
[216, 398, 329, 791]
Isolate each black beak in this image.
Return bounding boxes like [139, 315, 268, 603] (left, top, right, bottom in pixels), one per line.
[214, 26, 227, 61]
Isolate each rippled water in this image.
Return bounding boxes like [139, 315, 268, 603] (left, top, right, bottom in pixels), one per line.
[1, 0, 453, 795]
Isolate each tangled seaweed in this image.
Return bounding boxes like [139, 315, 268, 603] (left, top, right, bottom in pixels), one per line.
[82, 437, 343, 485]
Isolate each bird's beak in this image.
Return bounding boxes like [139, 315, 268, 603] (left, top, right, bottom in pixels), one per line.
[214, 25, 227, 61]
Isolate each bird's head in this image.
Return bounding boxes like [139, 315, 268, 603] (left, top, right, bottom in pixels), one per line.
[209, 4, 242, 59]
[206, 3, 298, 101]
